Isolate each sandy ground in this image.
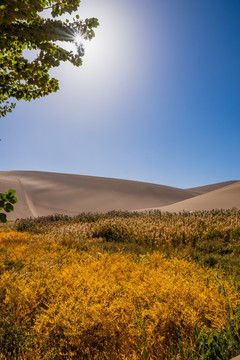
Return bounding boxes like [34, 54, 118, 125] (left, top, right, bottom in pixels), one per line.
[0, 171, 239, 220]
[231, 356, 240, 360]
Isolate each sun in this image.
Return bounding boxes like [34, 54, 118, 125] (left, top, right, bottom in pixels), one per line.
[74, 34, 83, 46]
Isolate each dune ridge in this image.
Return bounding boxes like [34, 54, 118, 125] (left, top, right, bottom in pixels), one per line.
[0, 171, 239, 220]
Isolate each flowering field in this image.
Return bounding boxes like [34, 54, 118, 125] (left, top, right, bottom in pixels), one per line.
[1, 210, 240, 359]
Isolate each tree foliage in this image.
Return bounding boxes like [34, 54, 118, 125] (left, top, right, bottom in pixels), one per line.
[0, 1, 99, 222]
[0, 189, 18, 222]
[0, 0, 99, 117]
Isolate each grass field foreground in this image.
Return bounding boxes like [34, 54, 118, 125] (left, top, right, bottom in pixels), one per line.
[1, 210, 240, 359]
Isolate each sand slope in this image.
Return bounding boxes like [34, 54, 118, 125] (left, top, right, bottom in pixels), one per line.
[0, 171, 197, 220]
[145, 181, 240, 213]
[187, 180, 238, 195]
[1, 171, 239, 220]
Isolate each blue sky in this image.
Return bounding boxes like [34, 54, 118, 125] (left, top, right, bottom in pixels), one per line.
[1, 0, 240, 188]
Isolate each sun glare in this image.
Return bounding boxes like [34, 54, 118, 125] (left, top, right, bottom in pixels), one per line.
[74, 34, 83, 45]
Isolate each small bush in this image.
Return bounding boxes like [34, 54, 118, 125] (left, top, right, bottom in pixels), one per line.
[92, 221, 133, 243]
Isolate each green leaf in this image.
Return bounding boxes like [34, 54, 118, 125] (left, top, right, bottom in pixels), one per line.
[0, 213, 7, 223]
[0, 2, 99, 118]
[0, 193, 7, 201]
[7, 189, 16, 196]
[6, 189, 18, 204]
[4, 203, 14, 213]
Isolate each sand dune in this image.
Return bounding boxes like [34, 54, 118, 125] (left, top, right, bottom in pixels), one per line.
[1, 171, 239, 220]
[143, 181, 240, 213]
[186, 180, 238, 195]
[0, 171, 196, 220]
[231, 355, 240, 360]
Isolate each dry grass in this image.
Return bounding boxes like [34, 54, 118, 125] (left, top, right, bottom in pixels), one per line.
[1, 210, 240, 359]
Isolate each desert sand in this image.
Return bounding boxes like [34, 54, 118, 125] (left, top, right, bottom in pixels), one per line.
[0, 171, 239, 220]
[141, 181, 240, 213]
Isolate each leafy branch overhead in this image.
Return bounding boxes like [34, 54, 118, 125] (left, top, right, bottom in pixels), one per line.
[0, 189, 18, 223]
[0, 0, 99, 117]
